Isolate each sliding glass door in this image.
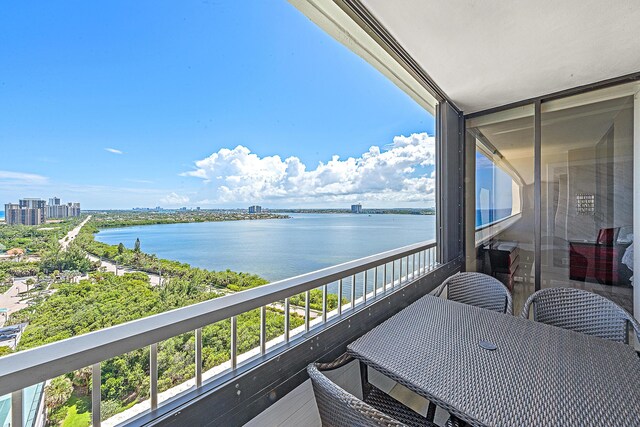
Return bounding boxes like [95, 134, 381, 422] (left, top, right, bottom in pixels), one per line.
[541, 92, 634, 311]
[466, 82, 638, 316]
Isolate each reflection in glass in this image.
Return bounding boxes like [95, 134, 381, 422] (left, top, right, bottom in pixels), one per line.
[467, 105, 535, 313]
[541, 95, 634, 312]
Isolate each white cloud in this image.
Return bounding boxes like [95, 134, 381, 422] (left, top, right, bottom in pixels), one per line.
[182, 132, 436, 205]
[160, 192, 190, 205]
[105, 148, 123, 154]
[0, 170, 49, 185]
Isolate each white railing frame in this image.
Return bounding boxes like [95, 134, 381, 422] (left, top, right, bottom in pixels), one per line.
[0, 239, 437, 425]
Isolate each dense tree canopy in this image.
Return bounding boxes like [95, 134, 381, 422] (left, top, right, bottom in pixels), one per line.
[13, 272, 303, 418]
[0, 218, 81, 255]
[39, 244, 96, 274]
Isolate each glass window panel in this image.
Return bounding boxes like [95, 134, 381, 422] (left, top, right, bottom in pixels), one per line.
[541, 95, 634, 312]
[475, 150, 521, 227]
[466, 105, 535, 314]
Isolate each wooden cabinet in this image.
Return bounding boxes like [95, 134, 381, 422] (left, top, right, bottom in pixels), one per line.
[484, 241, 519, 290]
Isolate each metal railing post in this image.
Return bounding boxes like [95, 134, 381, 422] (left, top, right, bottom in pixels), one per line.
[195, 328, 203, 387]
[413, 253, 416, 279]
[374, 266, 378, 297]
[322, 285, 328, 322]
[392, 260, 396, 287]
[260, 306, 266, 355]
[230, 316, 237, 370]
[351, 274, 356, 309]
[92, 363, 101, 425]
[383, 263, 388, 292]
[284, 298, 290, 342]
[150, 344, 158, 410]
[363, 269, 368, 303]
[338, 279, 343, 315]
[305, 291, 310, 332]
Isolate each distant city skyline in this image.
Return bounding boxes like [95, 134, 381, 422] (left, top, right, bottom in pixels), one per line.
[3, 196, 81, 225]
[1, 1, 435, 210]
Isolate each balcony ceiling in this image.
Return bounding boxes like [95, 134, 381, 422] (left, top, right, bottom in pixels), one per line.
[360, 0, 640, 114]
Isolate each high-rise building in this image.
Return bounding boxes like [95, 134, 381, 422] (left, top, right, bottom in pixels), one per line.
[46, 197, 81, 218]
[47, 196, 65, 218]
[19, 198, 46, 209]
[351, 204, 362, 214]
[20, 199, 46, 224]
[4, 203, 20, 225]
[47, 204, 66, 218]
[248, 205, 262, 214]
[5, 197, 80, 224]
[5, 199, 46, 225]
[67, 202, 81, 217]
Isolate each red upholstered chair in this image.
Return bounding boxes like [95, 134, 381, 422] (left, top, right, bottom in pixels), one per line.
[597, 227, 620, 246]
[594, 227, 621, 284]
[570, 227, 624, 285]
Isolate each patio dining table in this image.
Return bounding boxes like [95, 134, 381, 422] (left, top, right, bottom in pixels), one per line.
[347, 293, 640, 426]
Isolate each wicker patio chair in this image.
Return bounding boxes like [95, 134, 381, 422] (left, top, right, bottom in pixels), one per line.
[434, 272, 513, 315]
[521, 287, 640, 344]
[308, 354, 458, 427]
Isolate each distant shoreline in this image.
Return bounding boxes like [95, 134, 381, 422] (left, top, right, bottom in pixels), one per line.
[87, 211, 290, 230]
[83, 208, 435, 214]
[269, 208, 435, 215]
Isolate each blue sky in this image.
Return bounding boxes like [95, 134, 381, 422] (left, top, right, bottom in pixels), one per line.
[475, 151, 514, 226]
[0, 1, 435, 210]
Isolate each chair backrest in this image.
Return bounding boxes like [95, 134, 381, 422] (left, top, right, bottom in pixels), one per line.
[436, 272, 513, 314]
[596, 227, 620, 246]
[307, 363, 405, 427]
[520, 287, 640, 344]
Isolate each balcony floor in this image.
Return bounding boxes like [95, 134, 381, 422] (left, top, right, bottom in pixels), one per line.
[244, 359, 453, 427]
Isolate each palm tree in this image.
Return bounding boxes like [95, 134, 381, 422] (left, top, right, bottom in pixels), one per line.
[44, 376, 73, 417]
[73, 367, 92, 396]
[25, 278, 35, 293]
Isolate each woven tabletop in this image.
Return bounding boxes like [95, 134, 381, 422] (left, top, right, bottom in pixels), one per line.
[347, 294, 640, 427]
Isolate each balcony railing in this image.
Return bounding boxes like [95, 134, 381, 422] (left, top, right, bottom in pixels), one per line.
[0, 240, 438, 427]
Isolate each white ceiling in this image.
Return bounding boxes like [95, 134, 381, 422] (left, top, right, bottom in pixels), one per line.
[360, 0, 640, 114]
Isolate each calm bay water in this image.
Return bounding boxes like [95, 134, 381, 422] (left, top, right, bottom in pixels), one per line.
[95, 213, 436, 282]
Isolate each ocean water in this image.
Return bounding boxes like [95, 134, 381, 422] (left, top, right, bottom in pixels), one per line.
[476, 208, 512, 228]
[0, 211, 4, 220]
[95, 213, 436, 283]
